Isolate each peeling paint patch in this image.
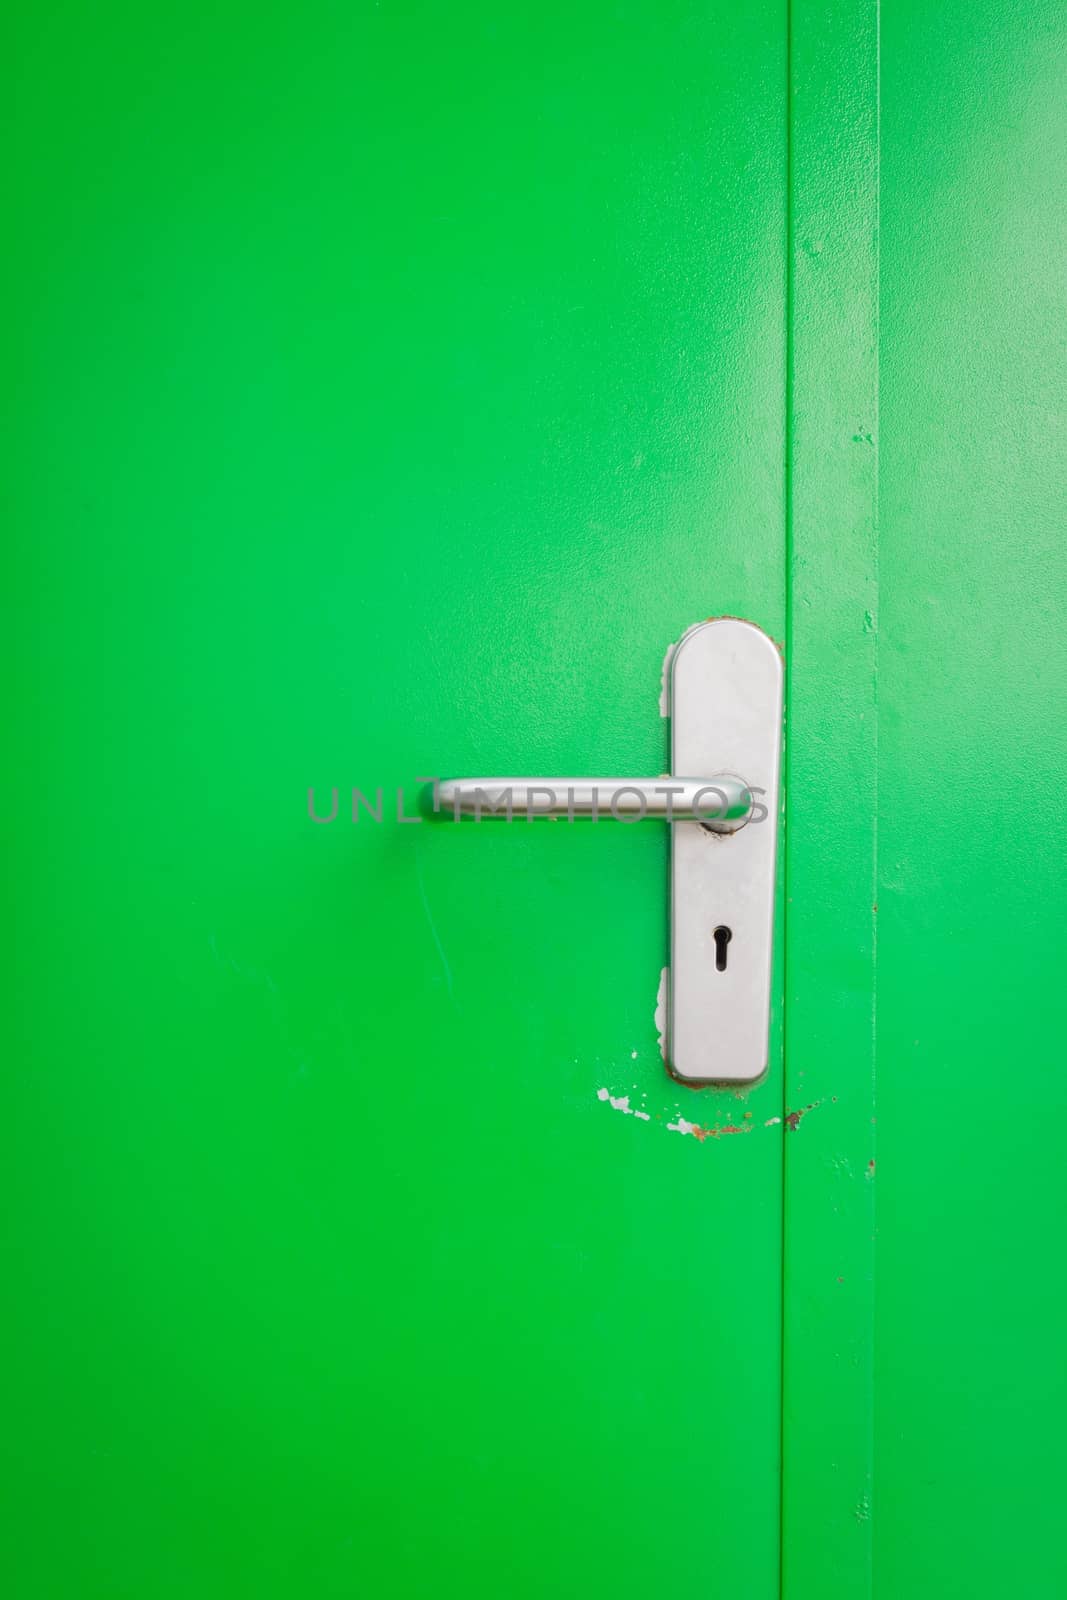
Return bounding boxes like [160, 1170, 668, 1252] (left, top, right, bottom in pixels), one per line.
[654, 967, 668, 1062]
[597, 1086, 652, 1123]
[658, 640, 677, 717]
[595, 1088, 838, 1144]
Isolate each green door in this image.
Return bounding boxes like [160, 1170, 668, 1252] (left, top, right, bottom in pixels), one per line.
[9, 3, 1066, 1598]
[9, 4, 788, 1596]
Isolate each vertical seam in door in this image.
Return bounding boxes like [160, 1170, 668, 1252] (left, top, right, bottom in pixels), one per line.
[780, 2, 793, 1596]
[869, 20, 881, 1587]
[782, 2, 880, 1597]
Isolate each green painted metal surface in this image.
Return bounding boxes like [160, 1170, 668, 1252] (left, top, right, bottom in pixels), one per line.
[7, 4, 789, 1596]
[874, 2, 1067, 1595]
[783, 3, 1067, 1597]
[8, 1, 1066, 1595]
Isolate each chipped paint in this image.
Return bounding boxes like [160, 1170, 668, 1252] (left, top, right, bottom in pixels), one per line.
[668, 1117, 752, 1141]
[784, 1097, 836, 1131]
[654, 967, 668, 1062]
[597, 1087, 651, 1122]
[666, 1115, 775, 1141]
[658, 639, 677, 717]
[596, 1087, 836, 1143]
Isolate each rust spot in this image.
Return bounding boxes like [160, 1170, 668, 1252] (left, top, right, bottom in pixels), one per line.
[784, 1099, 821, 1131]
[689, 1120, 751, 1142]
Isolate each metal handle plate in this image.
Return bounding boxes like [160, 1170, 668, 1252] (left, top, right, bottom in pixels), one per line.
[667, 619, 783, 1083]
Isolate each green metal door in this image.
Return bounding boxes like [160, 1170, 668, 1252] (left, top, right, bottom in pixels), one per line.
[9, 3, 1066, 1598]
[8, 4, 788, 1596]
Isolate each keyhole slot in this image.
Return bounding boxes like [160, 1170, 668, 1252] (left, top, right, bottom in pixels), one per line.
[713, 925, 732, 972]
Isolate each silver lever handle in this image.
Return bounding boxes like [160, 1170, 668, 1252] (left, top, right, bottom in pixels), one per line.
[428, 619, 782, 1083]
[436, 774, 751, 831]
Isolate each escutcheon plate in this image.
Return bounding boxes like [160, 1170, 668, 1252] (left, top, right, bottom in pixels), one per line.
[668, 619, 783, 1083]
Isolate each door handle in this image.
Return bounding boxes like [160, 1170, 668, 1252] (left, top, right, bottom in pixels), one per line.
[437, 775, 752, 829]
[433, 619, 783, 1084]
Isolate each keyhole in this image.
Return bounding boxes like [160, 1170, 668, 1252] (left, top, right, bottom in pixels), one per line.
[713, 925, 732, 972]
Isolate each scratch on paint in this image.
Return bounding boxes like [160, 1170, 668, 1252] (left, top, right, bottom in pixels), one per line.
[597, 1089, 834, 1142]
[414, 844, 458, 1010]
[666, 1115, 753, 1141]
[208, 932, 278, 994]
